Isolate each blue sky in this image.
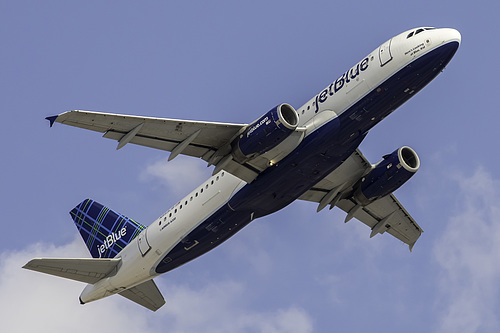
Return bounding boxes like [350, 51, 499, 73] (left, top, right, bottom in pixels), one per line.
[2, 1, 500, 332]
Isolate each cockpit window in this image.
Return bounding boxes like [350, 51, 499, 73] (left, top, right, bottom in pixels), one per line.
[408, 27, 436, 39]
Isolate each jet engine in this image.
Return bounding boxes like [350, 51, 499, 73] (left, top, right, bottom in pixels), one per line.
[353, 146, 420, 205]
[232, 103, 299, 162]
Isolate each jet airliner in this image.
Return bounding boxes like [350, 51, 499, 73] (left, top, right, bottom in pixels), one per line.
[24, 27, 461, 311]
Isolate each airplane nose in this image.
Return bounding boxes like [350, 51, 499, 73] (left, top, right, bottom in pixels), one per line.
[430, 28, 460, 68]
[441, 28, 461, 45]
[448, 28, 461, 44]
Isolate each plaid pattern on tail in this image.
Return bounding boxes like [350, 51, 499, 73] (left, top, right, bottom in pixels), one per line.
[70, 199, 146, 258]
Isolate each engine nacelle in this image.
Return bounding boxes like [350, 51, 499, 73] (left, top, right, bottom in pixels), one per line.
[232, 103, 299, 162]
[354, 146, 420, 205]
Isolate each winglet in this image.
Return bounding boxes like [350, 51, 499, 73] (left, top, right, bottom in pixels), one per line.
[45, 115, 58, 127]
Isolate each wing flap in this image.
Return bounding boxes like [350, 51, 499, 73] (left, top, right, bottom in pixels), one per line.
[336, 195, 422, 248]
[103, 130, 210, 158]
[53, 110, 245, 152]
[23, 258, 121, 284]
[119, 280, 166, 312]
[299, 149, 422, 250]
[50, 110, 265, 180]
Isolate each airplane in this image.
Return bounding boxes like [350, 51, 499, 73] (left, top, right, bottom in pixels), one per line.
[24, 27, 461, 311]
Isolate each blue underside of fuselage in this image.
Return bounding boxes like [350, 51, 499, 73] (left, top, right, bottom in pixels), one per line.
[155, 41, 459, 274]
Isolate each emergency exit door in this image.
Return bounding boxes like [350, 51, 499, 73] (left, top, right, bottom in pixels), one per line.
[137, 229, 151, 256]
[379, 39, 393, 66]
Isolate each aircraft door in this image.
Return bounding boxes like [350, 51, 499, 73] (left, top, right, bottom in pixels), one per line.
[137, 229, 151, 256]
[379, 39, 393, 66]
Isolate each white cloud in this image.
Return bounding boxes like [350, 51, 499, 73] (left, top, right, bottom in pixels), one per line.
[434, 167, 500, 333]
[140, 156, 211, 195]
[2, 238, 313, 333]
[160, 280, 313, 333]
[1, 239, 153, 332]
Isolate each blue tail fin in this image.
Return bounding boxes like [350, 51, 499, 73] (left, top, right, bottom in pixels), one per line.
[70, 199, 146, 259]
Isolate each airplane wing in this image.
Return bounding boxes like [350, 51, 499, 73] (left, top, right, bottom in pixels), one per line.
[119, 280, 166, 312]
[47, 110, 261, 182]
[299, 149, 423, 250]
[22, 258, 121, 284]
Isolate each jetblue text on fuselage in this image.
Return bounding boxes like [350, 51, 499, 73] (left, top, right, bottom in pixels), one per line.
[314, 57, 370, 112]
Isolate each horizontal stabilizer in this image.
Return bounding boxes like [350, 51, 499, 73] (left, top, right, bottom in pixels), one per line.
[23, 258, 121, 284]
[119, 280, 166, 311]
